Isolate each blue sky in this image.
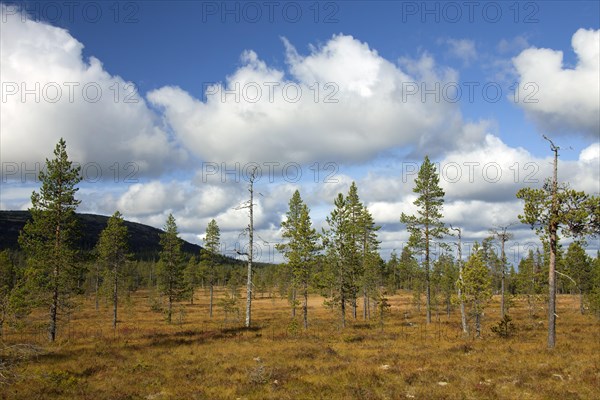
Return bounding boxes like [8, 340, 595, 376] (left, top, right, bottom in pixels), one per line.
[1, 1, 599, 263]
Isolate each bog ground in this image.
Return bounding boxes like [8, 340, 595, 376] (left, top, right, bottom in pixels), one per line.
[1, 291, 599, 400]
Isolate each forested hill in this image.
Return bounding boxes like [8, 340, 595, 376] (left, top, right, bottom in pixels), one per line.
[0, 210, 227, 261]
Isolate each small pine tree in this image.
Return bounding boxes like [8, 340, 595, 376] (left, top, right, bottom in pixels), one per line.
[460, 244, 492, 338]
[202, 219, 221, 318]
[96, 211, 129, 330]
[158, 214, 185, 323]
[0, 250, 16, 337]
[491, 314, 516, 338]
[218, 294, 239, 325]
[183, 256, 199, 304]
[375, 288, 391, 332]
[587, 253, 600, 318]
[563, 242, 592, 314]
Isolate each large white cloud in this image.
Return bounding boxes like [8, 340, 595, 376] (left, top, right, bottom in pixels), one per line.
[512, 28, 600, 137]
[0, 6, 186, 180]
[148, 34, 486, 165]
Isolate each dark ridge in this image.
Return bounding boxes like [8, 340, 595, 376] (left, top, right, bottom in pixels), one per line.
[0, 210, 241, 263]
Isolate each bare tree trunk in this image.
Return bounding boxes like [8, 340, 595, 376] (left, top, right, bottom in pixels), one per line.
[49, 221, 63, 342]
[491, 225, 514, 319]
[548, 230, 557, 348]
[425, 230, 431, 324]
[451, 226, 468, 336]
[501, 240, 506, 318]
[547, 137, 559, 349]
[459, 293, 467, 334]
[341, 294, 346, 328]
[245, 170, 255, 328]
[501, 273, 506, 318]
[49, 283, 58, 342]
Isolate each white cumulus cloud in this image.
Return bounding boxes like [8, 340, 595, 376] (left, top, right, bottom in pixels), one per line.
[512, 28, 600, 137]
[148, 34, 485, 165]
[0, 6, 186, 180]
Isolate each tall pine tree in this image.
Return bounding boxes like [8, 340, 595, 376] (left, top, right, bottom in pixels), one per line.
[19, 138, 81, 342]
[400, 156, 448, 324]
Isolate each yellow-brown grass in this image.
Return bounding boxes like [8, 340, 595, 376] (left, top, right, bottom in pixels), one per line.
[1, 290, 599, 399]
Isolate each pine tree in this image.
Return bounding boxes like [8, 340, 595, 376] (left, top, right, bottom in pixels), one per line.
[563, 242, 592, 314]
[276, 190, 303, 318]
[480, 236, 501, 287]
[400, 155, 448, 324]
[432, 253, 457, 318]
[158, 214, 185, 323]
[0, 250, 15, 337]
[322, 183, 372, 327]
[18, 138, 82, 342]
[460, 244, 492, 338]
[0, 251, 28, 338]
[517, 136, 599, 348]
[323, 193, 352, 328]
[386, 250, 400, 291]
[276, 190, 320, 329]
[516, 250, 545, 321]
[183, 255, 199, 304]
[359, 207, 381, 320]
[202, 219, 221, 318]
[96, 211, 129, 330]
[588, 252, 600, 318]
[345, 182, 365, 320]
[398, 246, 419, 291]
